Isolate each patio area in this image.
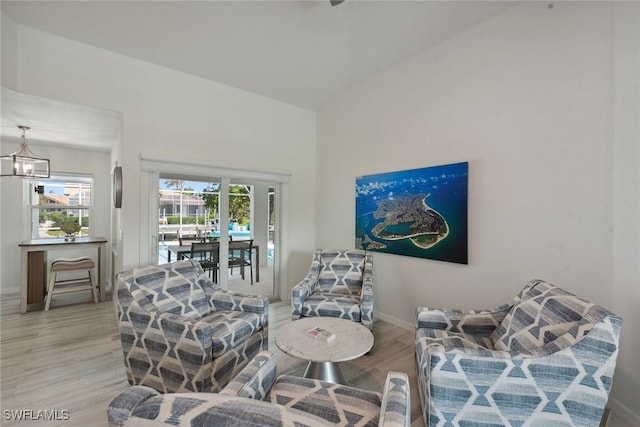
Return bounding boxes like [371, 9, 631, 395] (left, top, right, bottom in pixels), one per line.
[157, 239, 276, 299]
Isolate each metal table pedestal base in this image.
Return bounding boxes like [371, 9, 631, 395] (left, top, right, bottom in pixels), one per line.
[303, 361, 345, 384]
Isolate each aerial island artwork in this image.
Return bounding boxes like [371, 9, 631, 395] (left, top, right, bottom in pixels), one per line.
[355, 162, 468, 264]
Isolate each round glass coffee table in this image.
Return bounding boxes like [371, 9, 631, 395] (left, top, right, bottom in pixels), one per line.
[275, 317, 374, 384]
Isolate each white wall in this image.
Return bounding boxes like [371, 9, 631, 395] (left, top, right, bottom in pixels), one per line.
[0, 9, 19, 289]
[1, 9, 18, 89]
[317, 1, 639, 419]
[0, 142, 111, 293]
[8, 21, 317, 295]
[611, 2, 640, 422]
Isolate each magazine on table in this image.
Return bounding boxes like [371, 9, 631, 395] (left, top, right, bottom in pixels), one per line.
[306, 326, 336, 342]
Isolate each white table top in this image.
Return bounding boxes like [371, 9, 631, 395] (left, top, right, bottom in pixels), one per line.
[275, 317, 374, 363]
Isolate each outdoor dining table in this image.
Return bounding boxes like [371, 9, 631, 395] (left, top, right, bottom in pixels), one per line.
[168, 242, 259, 282]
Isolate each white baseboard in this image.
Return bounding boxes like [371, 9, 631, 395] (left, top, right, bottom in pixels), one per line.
[374, 310, 414, 331]
[0, 287, 20, 297]
[609, 397, 640, 426]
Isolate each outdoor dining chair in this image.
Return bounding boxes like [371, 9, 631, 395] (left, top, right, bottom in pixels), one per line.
[191, 241, 220, 282]
[228, 239, 254, 284]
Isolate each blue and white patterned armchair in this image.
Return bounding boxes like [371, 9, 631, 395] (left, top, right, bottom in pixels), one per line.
[115, 260, 268, 394]
[415, 280, 622, 427]
[108, 351, 411, 426]
[291, 249, 374, 330]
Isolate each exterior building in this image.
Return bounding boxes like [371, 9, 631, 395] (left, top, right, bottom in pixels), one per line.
[159, 189, 206, 218]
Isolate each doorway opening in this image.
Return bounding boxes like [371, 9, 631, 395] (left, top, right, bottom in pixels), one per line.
[156, 176, 277, 300]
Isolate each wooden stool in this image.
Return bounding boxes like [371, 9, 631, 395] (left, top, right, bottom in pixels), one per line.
[44, 257, 98, 311]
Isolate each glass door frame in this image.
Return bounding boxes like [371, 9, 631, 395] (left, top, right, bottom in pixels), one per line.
[140, 157, 289, 300]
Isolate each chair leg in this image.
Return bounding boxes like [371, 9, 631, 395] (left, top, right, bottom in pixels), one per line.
[89, 269, 98, 304]
[44, 271, 56, 312]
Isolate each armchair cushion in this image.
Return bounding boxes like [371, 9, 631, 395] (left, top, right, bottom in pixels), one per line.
[300, 292, 362, 322]
[492, 281, 593, 352]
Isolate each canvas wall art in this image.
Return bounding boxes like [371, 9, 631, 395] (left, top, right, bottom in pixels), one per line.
[355, 161, 468, 264]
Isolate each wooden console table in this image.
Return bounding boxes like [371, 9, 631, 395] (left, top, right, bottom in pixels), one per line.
[19, 237, 108, 313]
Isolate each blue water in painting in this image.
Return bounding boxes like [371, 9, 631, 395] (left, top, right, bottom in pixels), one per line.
[355, 162, 468, 264]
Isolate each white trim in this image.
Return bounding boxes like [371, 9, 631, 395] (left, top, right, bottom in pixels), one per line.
[218, 177, 230, 290]
[139, 170, 159, 266]
[374, 311, 414, 331]
[272, 181, 286, 301]
[0, 287, 20, 296]
[608, 397, 640, 426]
[48, 172, 95, 184]
[140, 157, 290, 183]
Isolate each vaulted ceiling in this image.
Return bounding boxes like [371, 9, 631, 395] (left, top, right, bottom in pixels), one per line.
[2, 1, 514, 110]
[1, 1, 514, 149]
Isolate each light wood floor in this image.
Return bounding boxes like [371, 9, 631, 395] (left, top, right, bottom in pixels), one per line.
[0, 291, 423, 426]
[1, 292, 630, 427]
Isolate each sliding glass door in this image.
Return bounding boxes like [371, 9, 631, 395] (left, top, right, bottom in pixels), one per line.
[155, 175, 278, 300]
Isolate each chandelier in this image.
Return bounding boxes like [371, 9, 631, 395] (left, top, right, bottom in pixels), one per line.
[1, 125, 50, 178]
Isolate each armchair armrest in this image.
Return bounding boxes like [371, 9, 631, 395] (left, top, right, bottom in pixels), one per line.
[208, 288, 269, 327]
[415, 303, 512, 335]
[107, 385, 159, 426]
[291, 273, 318, 319]
[219, 351, 277, 400]
[360, 255, 374, 328]
[379, 371, 411, 427]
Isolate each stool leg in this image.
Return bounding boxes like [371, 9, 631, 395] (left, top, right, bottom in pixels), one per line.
[44, 272, 56, 312]
[89, 269, 98, 304]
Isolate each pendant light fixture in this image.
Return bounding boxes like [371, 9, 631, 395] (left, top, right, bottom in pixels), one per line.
[1, 125, 50, 178]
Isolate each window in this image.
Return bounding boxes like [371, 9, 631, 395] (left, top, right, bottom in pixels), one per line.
[29, 174, 94, 239]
